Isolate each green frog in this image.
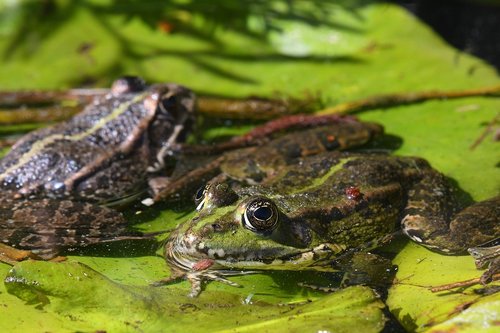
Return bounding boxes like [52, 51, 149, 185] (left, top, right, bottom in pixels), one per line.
[0, 76, 196, 260]
[162, 123, 499, 297]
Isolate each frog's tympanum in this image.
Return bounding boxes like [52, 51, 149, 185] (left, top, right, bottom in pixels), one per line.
[0, 76, 195, 259]
[163, 123, 499, 297]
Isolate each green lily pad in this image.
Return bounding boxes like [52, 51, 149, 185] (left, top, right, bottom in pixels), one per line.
[423, 295, 500, 333]
[387, 241, 500, 332]
[0, 1, 499, 332]
[2, 260, 386, 332]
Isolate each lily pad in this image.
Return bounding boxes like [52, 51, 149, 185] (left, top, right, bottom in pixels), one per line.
[387, 241, 500, 332]
[0, 1, 499, 332]
[2, 260, 386, 332]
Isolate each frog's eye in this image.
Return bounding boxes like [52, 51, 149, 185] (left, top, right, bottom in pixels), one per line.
[242, 198, 279, 234]
[194, 182, 238, 212]
[194, 184, 211, 211]
[111, 76, 146, 94]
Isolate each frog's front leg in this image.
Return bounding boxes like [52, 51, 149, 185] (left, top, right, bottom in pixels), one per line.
[401, 169, 499, 278]
[152, 259, 247, 297]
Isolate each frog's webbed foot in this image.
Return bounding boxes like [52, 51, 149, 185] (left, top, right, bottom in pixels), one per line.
[185, 270, 243, 297]
[468, 241, 500, 284]
[153, 269, 254, 297]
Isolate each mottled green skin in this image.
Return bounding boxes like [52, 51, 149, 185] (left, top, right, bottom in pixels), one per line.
[220, 118, 383, 183]
[165, 124, 499, 296]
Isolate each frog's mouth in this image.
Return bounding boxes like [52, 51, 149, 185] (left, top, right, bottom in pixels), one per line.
[165, 232, 339, 273]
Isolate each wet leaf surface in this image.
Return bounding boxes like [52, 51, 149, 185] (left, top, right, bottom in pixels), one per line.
[3, 261, 385, 332]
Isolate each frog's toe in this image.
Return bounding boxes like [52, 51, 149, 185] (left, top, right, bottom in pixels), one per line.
[185, 270, 253, 297]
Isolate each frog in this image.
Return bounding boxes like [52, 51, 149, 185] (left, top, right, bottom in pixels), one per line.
[160, 121, 500, 297]
[0, 76, 196, 260]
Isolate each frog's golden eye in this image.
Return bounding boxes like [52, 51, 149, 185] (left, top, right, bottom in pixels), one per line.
[242, 198, 279, 234]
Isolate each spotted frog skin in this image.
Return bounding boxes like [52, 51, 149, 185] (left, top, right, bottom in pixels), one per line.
[0, 77, 195, 258]
[163, 122, 499, 297]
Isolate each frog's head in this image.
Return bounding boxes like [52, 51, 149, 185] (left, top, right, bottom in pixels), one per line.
[165, 183, 335, 274]
[144, 82, 197, 147]
[109, 76, 197, 148]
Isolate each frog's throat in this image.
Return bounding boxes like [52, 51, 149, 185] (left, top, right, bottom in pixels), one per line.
[166, 233, 345, 273]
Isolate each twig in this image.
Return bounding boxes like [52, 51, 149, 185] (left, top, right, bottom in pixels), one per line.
[0, 106, 82, 125]
[0, 88, 106, 105]
[317, 85, 500, 115]
[196, 95, 319, 119]
[0, 137, 17, 149]
[1, 85, 499, 124]
[469, 113, 500, 150]
[0, 88, 106, 125]
[430, 273, 500, 293]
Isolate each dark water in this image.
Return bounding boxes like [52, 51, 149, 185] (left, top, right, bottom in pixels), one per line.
[396, 0, 500, 72]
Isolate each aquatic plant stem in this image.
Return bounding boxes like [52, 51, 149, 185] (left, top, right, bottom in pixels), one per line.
[317, 85, 500, 116]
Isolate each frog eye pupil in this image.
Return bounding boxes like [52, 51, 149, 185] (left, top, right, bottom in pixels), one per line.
[159, 95, 178, 117]
[254, 206, 273, 221]
[242, 198, 279, 234]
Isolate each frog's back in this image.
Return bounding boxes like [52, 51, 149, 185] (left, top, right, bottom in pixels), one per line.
[261, 152, 430, 196]
[251, 152, 435, 249]
[0, 91, 153, 198]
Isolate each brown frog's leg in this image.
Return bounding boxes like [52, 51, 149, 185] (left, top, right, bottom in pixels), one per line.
[153, 155, 225, 202]
[0, 198, 142, 264]
[401, 168, 499, 271]
[402, 173, 499, 253]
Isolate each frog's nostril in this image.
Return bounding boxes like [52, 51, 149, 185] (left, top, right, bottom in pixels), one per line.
[211, 223, 223, 232]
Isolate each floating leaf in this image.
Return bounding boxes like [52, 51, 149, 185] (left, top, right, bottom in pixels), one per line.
[3, 261, 386, 332]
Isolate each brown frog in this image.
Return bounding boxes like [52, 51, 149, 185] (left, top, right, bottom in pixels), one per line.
[0, 76, 196, 259]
